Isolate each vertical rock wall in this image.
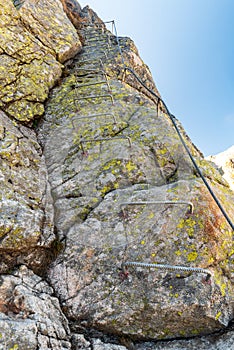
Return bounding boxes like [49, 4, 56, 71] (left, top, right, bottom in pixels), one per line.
[0, 1, 233, 349]
[40, 3, 234, 344]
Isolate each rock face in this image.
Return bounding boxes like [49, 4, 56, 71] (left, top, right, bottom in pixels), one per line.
[0, 266, 71, 350]
[0, 110, 55, 274]
[0, 0, 81, 122]
[135, 326, 234, 350]
[0, 1, 234, 349]
[40, 4, 234, 343]
[207, 145, 234, 191]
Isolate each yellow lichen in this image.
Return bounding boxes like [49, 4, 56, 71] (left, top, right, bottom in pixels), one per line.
[187, 251, 198, 262]
[148, 212, 155, 219]
[125, 161, 137, 173]
[175, 250, 182, 256]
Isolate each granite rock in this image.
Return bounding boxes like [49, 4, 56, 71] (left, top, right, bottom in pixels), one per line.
[0, 110, 55, 274]
[135, 328, 234, 350]
[38, 10, 234, 341]
[207, 145, 234, 191]
[0, 266, 71, 350]
[0, 0, 81, 122]
[0, 1, 233, 348]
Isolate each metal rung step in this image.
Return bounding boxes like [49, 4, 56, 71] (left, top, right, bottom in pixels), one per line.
[75, 93, 114, 104]
[85, 38, 109, 42]
[85, 38, 110, 43]
[79, 23, 104, 27]
[74, 67, 106, 73]
[79, 50, 108, 59]
[74, 112, 117, 124]
[78, 57, 106, 65]
[120, 201, 194, 214]
[83, 47, 116, 54]
[74, 80, 107, 88]
[85, 33, 111, 39]
[79, 136, 132, 153]
[84, 43, 110, 49]
[79, 53, 108, 60]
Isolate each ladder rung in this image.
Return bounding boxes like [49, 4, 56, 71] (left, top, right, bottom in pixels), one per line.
[80, 50, 108, 57]
[79, 23, 104, 27]
[85, 33, 110, 39]
[75, 93, 114, 104]
[78, 58, 105, 65]
[74, 68, 106, 73]
[120, 201, 194, 214]
[74, 80, 107, 88]
[83, 47, 116, 53]
[73, 112, 117, 124]
[84, 43, 110, 49]
[85, 39, 109, 44]
[79, 136, 132, 153]
[79, 51, 108, 59]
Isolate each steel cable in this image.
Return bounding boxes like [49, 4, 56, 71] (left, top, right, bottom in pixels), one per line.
[109, 20, 234, 232]
[123, 261, 211, 279]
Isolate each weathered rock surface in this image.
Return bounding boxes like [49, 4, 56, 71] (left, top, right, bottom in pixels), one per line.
[207, 145, 234, 191]
[0, 1, 234, 349]
[92, 339, 128, 350]
[0, 266, 71, 349]
[135, 328, 234, 350]
[19, 0, 81, 63]
[38, 6, 234, 342]
[0, 110, 55, 274]
[0, 0, 81, 122]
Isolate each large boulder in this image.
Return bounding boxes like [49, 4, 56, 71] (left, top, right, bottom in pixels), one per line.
[38, 9, 234, 341]
[19, 0, 81, 63]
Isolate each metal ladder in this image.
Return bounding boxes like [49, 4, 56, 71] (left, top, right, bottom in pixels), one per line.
[73, 21, 212, 280]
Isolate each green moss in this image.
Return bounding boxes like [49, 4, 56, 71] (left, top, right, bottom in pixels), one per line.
[179, 330, 186, 337]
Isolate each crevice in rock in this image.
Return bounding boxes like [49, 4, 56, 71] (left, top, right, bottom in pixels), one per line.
[12, 0, 25, 10]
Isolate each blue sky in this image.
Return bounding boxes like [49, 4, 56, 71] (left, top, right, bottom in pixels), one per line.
[78, 0, 234, 156]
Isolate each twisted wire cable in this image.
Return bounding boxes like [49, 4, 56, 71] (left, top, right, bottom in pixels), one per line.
[123, 261, 211, 278]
